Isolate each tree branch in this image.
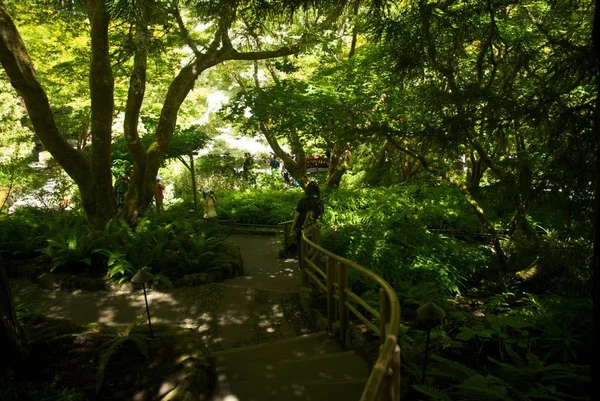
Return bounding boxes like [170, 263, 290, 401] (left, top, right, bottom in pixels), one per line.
[229, 45, 301, 61]
[172, 3, 203, 59]
[0, 1, 90, 183]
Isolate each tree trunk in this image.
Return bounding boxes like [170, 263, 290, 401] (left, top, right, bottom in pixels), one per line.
[0, 262, 29, 379]
[591, 1, 600, 397]
[86, 0, 116, 226]
[326, 142, 350, 188]
[122, 24, 150, 222]
[0, 2, 115, 228]
[466, 150, 487, 192]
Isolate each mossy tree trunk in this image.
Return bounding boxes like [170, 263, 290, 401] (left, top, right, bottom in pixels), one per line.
[0, 0, 116, 228]
[326, 141, 350, 189]
[591, 1, 600, 397]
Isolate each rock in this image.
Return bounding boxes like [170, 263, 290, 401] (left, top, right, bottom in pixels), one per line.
[214, 240, 244, 277]
[118, 282, 134, 292]
[36, 273, 56, 290]
[57, 275, 107, 292]
[299, 287, 313, 315]
[176, 273, 210, 287]
[315, 312, 329, 331]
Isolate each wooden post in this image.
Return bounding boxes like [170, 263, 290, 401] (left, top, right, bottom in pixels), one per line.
[379, 354, 391, 401]
[301, 235, 309, 286]
[379, 345, 401, 401]
[190, 154, 198, 212]
[380, 288, 390, 344]
[338, 263, 349, 342]
[391, 344, 401, 401]
[326, 257, 337, 333]
[283, 222, 290, 253]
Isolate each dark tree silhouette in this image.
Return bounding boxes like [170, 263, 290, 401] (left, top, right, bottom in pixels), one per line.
[0, 261, 29, 379]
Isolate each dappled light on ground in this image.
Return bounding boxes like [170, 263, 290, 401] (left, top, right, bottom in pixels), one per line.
[18, 234, 312, 351]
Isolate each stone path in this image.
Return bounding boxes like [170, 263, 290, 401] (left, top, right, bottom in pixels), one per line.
[16, 233, 370, 400]
[17, 235, 311, 350]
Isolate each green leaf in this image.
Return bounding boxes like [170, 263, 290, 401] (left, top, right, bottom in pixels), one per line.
[456, 327, 475, 341]
[96, 338, 126, 393]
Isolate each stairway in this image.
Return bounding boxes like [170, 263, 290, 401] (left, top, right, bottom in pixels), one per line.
[210, 332, 370, 401]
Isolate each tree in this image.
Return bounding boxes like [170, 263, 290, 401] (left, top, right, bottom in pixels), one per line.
[322, 0, 595, 271]
[0, 261, 29, 379]
[225, 78, 356, 188]
[216, 1, 373, 189]
[0, 0, 306, 227]
[592, 0, 600, 396]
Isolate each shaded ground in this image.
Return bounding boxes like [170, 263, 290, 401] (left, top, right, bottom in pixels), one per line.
[3, 318, 214, 401]
[16, 234, 314, 352]
[10, 233, 372, 401]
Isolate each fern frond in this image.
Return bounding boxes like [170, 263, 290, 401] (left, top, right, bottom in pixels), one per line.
[431, 355, 478, 378]
[412, 385, 453, 401]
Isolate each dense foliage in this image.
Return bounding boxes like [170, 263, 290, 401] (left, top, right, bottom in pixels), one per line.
[0, 208, 229, 284]
[0, 0, 595, 399]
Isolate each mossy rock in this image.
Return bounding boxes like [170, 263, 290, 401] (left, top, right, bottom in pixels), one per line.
[214, 240, 244, 277]
[175, 273, 213, 287]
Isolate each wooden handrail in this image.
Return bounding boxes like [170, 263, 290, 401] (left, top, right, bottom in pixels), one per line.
[300, 223, 401, 401]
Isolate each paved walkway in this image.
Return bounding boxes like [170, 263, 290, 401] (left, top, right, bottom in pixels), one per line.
[19, 234, 312, 352]
[16, 233, 370, 401]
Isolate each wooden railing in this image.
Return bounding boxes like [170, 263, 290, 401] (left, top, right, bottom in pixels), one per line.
[299, 223, 401, 401]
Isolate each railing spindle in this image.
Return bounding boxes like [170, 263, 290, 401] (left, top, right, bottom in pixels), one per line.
[326, 256, 337, 333]
[301, 235, 309, 286]
[338, 263, 349, 342]
[379, 288, 390, 344]
[390, 345, 401, 401]
[379, 357, 391, 401]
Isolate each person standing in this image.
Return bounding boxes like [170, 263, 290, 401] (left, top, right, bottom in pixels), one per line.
[155, 176, 164, 213]
[115, 175, 129, 210]
[201, 186, 219, 222]
[242, 152, 254, 182]
[290, 182, 324, 261]
[269, 156, 280, 171]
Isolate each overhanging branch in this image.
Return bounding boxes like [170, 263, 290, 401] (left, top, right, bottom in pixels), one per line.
[172, 3, 203, 59]
[229, 44, 300, 61]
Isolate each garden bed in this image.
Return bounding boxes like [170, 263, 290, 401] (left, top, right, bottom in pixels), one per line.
[1, 317, 215, 401]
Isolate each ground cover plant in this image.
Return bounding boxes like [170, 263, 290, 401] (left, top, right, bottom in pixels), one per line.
[0, 208, 231, 286]
[0, 314, 214, 401]
[217, 188, 303, 225]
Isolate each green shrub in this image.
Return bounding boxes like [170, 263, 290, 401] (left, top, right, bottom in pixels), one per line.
[0, 208, 86, 258]
[1, 209, 229, 284]
[218, 188, 302, 224]
[319, 187, 495, 294]
[415, 354, 589, 401]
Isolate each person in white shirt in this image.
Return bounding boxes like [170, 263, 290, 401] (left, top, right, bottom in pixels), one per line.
[201, 186, 218, 222]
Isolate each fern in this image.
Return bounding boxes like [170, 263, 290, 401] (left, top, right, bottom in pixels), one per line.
[413, 385, 453, 401]
[430, 356, 479, 379]
[95, 324, 150, 393]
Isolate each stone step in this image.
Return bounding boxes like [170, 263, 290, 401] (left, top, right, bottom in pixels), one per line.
[212, 378, 367, 401]
[216, 349, 370, 383]
[213, 332, 342, 362]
